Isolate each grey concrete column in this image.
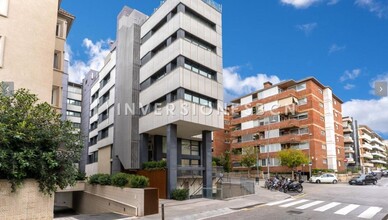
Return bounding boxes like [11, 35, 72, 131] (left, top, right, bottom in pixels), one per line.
[111, 152, 121, 174]
[177, 88, 185, 100]
[167, 124, 178, 198]
[140, 133, 149, 167]
[202, 130, 212, 198]
[177, 56, 185, 68]
[177, 139, 182, 165]
[154, 135, 163, 161]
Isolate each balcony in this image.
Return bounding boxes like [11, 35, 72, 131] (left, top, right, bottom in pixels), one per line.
[371, 160, 387, 165]
[371, 152, 387, 158]
[371, 138, 384, 146]
[343, 117, 353, 122]
[344, 136, 354, 143]
[361, 153, 373, 159]
[343, 127, 353, 133]
[345, 157, 355, 164]
[371, 144, 385, 152]
[360, 134, 372, 143]
[345, 147, 355, 153]
[361, 143, 373, 151]
[363, 162, 374, 167]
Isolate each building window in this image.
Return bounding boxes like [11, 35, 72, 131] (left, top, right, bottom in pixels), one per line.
[88, 151, 98, 164]
[320, 116, 325, 121]
[181, 140, 200, 156]
[184, 58, 216, 80]
[89, 136, 98, 146]
[334, 112, 338, 117]
[72, 123, 81, 129]
[319, 102, 324, 108]
[322, 144, 326, 150]
[67, 99, 82, 106]
[321, 130, 326, 136]
[334, 100, 337, 105]
[318, 89, 323, 94]
[56, 20, 66, 38]
[99, 109, 109, 122]
[0, 35, 4, 67]
[299, 127, 309, 134]
[335, 124, 339, 130]
[338, 161, 341, 167]
[68, 86, 82, 94]
[298, 97, 307, 105]
[296, 83, 306, 91]
[53, 51, 61, 69]
[99, 127, 109, 140]
[91, 90, 99, 102]
[99, 90, 110, 106]
[185, 32, 216, 53]
[100, 72, 111, 89]
[184, 90, 216, 108]
[66, 110, 81, 117]
[0, 0, 9, 17]
[323, 159, 327, 164]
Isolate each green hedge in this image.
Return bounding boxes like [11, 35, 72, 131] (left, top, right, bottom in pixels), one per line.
[111, 173, 133, 187]
[89, 173, 149, 188]
[171, 188, 189, 201]
[312, 169, 335, 175]
[143, 160, 167, 170]
[129, 175, 149, 188]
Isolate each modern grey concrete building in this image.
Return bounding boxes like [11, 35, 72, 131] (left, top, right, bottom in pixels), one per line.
[342, 116, 361, 169]
[81, 0, 223, 198]
[138, 0, 223, 197]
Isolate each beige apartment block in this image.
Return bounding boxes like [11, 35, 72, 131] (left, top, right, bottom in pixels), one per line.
[0, 0, 74, 113]
[358, 125, 387, 172]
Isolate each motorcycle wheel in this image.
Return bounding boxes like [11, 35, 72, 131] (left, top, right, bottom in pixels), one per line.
[297, 185, 303, 193]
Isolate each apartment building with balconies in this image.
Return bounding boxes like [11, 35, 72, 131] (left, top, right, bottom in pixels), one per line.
[81, 0, 223, 198]
[0, 0, 74, 111]
[342, 116, 361, 169]
[62, 82, 82, 130]
[214, 78, 345, 174]
[358, 125, 387, 172]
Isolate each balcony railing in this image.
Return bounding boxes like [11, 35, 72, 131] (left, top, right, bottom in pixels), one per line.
[363, 162, 374, 167]
[371, 152, 387, 158]
[361, 143, 373, 151]
[371, 145, 385, 152]
[345, 147, 355, 153]
[371, 160, 387, 165]
[344, 136, 354, 143]
[361, 153, 373, 159]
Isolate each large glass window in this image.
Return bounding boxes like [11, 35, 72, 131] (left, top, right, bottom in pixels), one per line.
[181, 140, 200, 156]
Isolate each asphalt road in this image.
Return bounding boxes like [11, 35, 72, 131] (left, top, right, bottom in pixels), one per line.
[207, 177, 388, 220]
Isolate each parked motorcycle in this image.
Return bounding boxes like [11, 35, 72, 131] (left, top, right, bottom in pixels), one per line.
[281, 179, 304, 193]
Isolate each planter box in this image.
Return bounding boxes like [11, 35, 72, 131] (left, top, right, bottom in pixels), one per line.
[0, 179, 54, 220]
[56, 181, 86, 192]
[73, 184, 158, 217]
[137, 169, 167, 199]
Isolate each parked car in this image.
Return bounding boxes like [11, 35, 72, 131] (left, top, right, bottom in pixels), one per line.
[382, 170, 388, 177]
[348, 174, 377, 185]
[309, 173, 338, 184]
[370, 171, 382, 180]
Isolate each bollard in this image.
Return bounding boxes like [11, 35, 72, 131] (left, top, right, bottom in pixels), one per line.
[161, 203, 165, 220]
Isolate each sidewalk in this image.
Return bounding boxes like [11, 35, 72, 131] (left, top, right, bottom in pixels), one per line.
[124, 181, 290, 220]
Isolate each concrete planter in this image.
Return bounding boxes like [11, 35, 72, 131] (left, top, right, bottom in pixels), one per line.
[0, 179, 54, 220]
[73, 184, 158, 217]
[56, 181, 86, 192]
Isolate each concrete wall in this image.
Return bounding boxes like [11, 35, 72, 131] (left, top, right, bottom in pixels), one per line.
[98, 145, 112, 174]
[0, 0, 58, 103]
[73, 184, 158, 217]
[0, 179, 54, 219]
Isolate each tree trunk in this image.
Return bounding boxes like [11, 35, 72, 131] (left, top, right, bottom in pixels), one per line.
[247, 168, 250, 178]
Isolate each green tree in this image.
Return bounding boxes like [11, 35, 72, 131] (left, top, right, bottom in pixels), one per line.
[0, 88, 83, 195]
[220, 150, 232, 173]
[240, 146, 257, 178]
[278, 149, 309, 179]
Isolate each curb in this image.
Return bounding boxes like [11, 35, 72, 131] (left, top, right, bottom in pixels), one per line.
[229, 202, 265, 210]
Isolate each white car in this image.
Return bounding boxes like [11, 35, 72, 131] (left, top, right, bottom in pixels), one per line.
[309, 173, 338, 184]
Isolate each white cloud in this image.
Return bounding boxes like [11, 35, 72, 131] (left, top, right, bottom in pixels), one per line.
[223, 66, 282, 103]
[66, 38, 111, 83]
[344, 83, 356, 90]
[296, 23, 318, 36]
[343, 97, 388, 135]
[329, 44, 346, 54]
[340, 69, 361, 82]
[355, 0, 388, 18]
[281, 0, 320, 8]
[327, 0, 340, 5]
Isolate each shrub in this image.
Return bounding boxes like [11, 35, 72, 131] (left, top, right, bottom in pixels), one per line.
[111, 173, 131, 187]
[98, 174, 111, 185]
[88, 174, 103, 185]
[171, 188, 189, 201]
[76, 171, 86, 181]
[143, 160, 167, 170]
[129, 175, 149, 188]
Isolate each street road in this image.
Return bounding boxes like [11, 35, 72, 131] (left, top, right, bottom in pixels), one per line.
[207, 177, 388, 220]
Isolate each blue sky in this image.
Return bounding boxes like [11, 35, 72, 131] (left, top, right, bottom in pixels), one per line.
[62, 0, 388, 137]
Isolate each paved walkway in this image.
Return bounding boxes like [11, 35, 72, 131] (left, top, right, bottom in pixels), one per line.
[123, 181, 290, 220]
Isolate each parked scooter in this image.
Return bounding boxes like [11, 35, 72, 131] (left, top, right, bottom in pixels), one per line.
[281, 178, 303, 193]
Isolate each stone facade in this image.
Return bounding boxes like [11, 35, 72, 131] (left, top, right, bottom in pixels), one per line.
[0, 179, 54, 220]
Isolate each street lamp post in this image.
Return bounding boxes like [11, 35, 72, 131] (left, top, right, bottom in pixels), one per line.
[308, 133, 313, 179]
